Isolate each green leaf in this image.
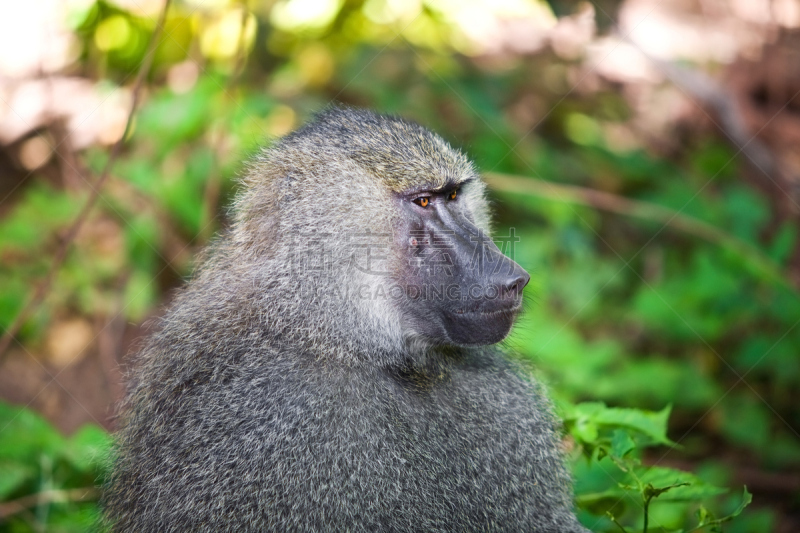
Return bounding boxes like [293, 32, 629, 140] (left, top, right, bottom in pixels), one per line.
[64, 425, 112, 473]
[768, 222, 797, 264]
[644, 481, 690, 500]
[0, 185, 80, 252]
[611, 429, 636, 459]
[637, 466, 727, 501]
[565, 402, 675, 446]
[729, 487, 753, 519]
[123, 269, 159, 322]
[572, 418, 599, 444]
[136, 79, 216, 153]
[719, 395, 771, 452]
[696, 504, 714, 526]
[0, 402, 65, 464]
[0, 461, 33, 499]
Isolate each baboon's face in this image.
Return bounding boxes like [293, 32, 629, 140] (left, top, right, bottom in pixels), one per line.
[393, 180, 529, 346]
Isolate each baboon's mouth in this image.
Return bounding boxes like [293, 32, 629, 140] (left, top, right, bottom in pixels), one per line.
[440, 304, 520, 346]
[452, 303, 522, 316]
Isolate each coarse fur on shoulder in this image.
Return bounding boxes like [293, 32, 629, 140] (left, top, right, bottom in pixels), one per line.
[102, 106, 590, 533]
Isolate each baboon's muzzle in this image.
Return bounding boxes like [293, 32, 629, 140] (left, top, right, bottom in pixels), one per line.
[402, 200, 529, 346]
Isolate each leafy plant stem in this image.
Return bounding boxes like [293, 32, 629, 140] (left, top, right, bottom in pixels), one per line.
[607, 511, 630, 533]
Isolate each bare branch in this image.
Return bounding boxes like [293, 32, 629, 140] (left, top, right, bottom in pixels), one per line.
[0, 487, 99, 520]
[485, 172, 797, 292]
[0, 0, 173, 360]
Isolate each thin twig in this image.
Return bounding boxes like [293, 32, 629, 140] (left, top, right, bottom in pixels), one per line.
[0, 0, 172, 360]
[621, 34, 799, 206]
[97, 272, 131, 408]
[485, 172, 797, 292]
[605, 511, 629, 533]
[0, 487, 99, 520]
[199, 1, 252, 244]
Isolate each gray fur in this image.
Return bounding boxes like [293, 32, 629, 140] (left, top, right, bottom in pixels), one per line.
[103, 108, 589, 532]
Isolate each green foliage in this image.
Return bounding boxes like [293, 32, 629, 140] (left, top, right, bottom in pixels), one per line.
[0, 402, 109, 531]
[0, 185, 83, 336]
[565, 401, 750, 532]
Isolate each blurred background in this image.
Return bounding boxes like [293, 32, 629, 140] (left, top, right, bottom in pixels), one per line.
[0, 0, 799, 531]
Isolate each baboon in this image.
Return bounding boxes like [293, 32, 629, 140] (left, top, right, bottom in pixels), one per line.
[104, 108, 589, 532]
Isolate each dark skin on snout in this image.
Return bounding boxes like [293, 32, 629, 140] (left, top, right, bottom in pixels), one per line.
[396, 181, 530, 346]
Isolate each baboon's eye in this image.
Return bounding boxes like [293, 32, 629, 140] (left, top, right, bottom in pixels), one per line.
[413, 197, 430, 207]
[448, 189, 458, 201]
